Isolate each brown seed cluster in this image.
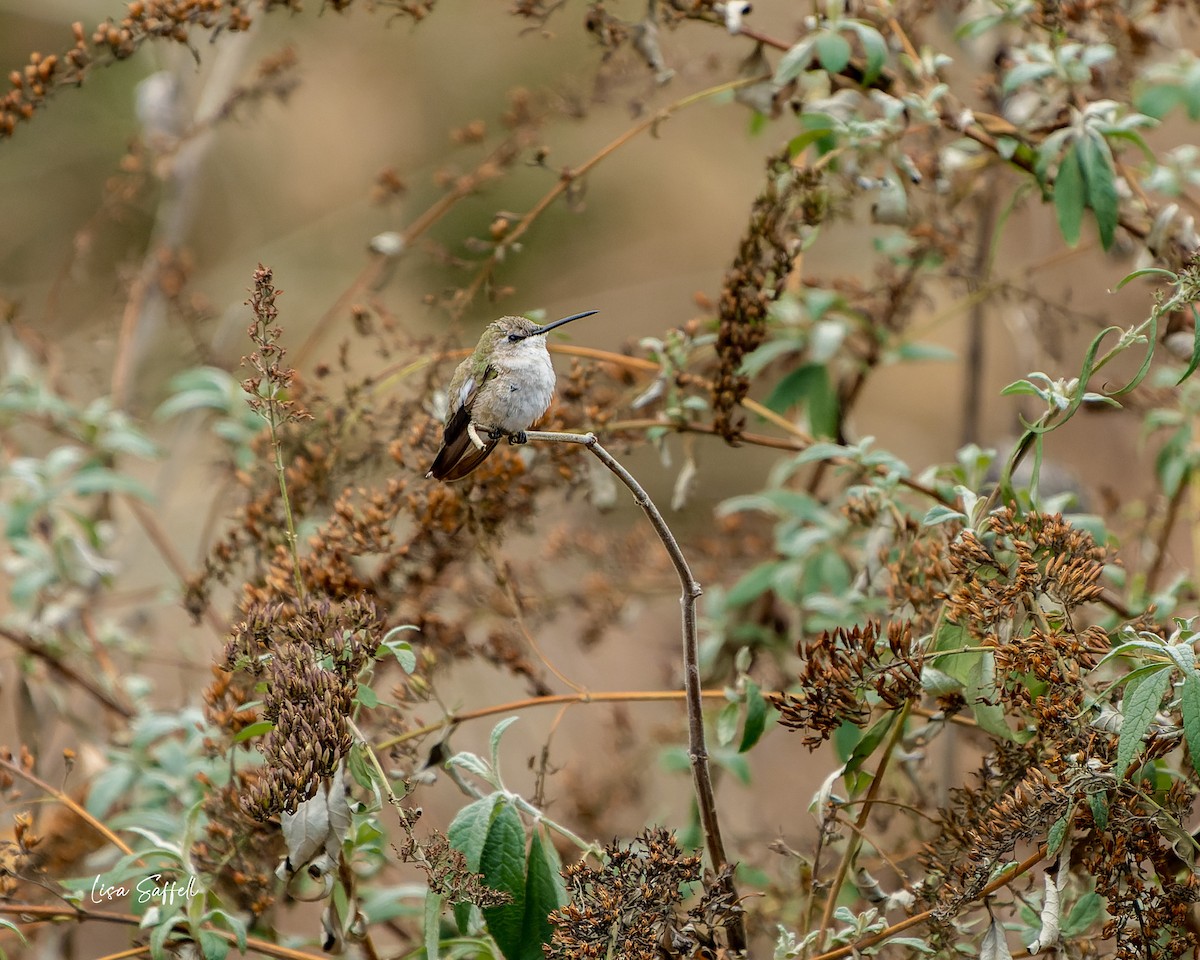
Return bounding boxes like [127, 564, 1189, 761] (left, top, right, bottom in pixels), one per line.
[924, 764, 1074, 918]
[711, 153, 816, 441]
[190, 770, 282, 916]
[547, 828, 741, 960]
[1, 5, 253, 138]
[0, 811, 42, 899]
[879, 515, 956, 632]
[1083, 782, 1200, 960]
[772, 621, 923, 746]
[946, 510, 1107, 635]
[242, 265, 311, 427]
[908, 506, 1200, 954]
[226, 597, 382, 819]
[395, 826, 511, 909]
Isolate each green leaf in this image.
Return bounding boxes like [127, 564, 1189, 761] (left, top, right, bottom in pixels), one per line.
[0, 916, 29, 949]
[1164, 637, 1196, 674]
[449, 796, 501, 874]
[1077, 134, 1119, 250]
[712, 747, 752, 785]
[716, 702, 740, 746]
[197, 930, 230, 960]
[67, 465, 154, 500]
[794, 441, 849, 464]
[739, 682, 769, 753]
[381, 626, 419, 673]
[1104, 128, 1156, 166]
[481, 803, 528, 960]
[448, 793, 500, 930]
[520, 826, 566, 959]
[1046, 809, 1072, 856]
[1054, 143, 1085, 247]
[1115, 665, 1171, 778]
[788, 126, 838, 158]
[894, 341, 957, 362]
[149, 917, 181, 960]
[739, 337, 804, 378]
[1176, 304, 1200, 386]
[765, 363, 839, 438]
[776, 38, 816, 85]
[955, 14, 1004, 40]
[887, 937, 937, 954]
[87, 763, 138, 818]
[658, 744, 691, 774]
[920, 666, 962, 697]
[999, 378, 1042, 398]
[1114, 266, 1177, 289]
[231, 720, 274, 744]
[964, 653, 1028, 742]
[726, 561, 782, 607]
[1135, 84, 1184, 120]
[853, 24, 887, 84]
[490, 716, 519, 782]
[205, 908, 248, 953]
[844, 711, 896, 776]
[1062, 891, 1105, 937]
[814, 32, 852, 74]
[1089, 792, 1108, 832]
[1156, 436, 1189, 498]
[355, 683, 379, 709]
[98, 422, 159, 459]
[425, 889, 443, 960]
[1003, 61, 1054, 93]
[923, 504, 967, 527]
[346, 741, 387, 798]
[1181, 672, 1200, 777]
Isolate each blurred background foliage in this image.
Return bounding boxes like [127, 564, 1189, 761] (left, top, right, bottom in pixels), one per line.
[4, 1, 1200, 958]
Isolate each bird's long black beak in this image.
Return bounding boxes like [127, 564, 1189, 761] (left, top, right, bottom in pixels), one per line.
[531, 309, 599, 337]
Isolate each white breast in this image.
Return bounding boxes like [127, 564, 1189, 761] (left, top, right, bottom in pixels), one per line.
[482, 343, 556, 433]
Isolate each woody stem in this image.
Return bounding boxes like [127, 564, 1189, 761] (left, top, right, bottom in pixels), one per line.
[523, 430, 746, 954]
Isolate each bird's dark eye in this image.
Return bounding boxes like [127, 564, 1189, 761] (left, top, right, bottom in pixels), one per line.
[506, 333, 522, 343]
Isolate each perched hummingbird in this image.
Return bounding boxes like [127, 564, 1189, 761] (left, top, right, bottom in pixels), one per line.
[426, 310, 598, 481]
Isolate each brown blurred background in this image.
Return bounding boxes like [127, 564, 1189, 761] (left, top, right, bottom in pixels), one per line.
[0, 1, 1188, 953]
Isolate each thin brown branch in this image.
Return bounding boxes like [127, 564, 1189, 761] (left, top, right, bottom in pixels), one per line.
[815, 704, 910, 952]
[94, 946, 150, 960]
[0, 626, 132, 720]
[0, 753, 134, 857]
[1145, 472, 1187, 596]
[601, 413, 954, 507]
[480, 545, 585, 694]
[808, 844, 1048, 960]
[456, 75, 767, 315]
[293, 134, 540, 370]
[0, 903, 331, 960]
[523, 430, 746, 953]
[963, 191, 998, 446]
[123, 495, 227, 638]
[375, 688, 736, 751]
[110, 272, 150, 411]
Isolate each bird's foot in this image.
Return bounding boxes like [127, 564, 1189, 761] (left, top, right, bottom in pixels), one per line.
[483, 427, 527, 445]
[467, 421, 489, 451]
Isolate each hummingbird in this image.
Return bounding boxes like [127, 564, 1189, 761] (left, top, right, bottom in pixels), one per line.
[426, 310, 598, 482]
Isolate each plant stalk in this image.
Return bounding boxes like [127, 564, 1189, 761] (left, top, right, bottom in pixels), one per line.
[524, 430, 746, 953]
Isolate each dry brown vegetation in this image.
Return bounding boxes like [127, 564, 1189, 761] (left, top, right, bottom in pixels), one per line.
[4, 2, 1200, 959]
